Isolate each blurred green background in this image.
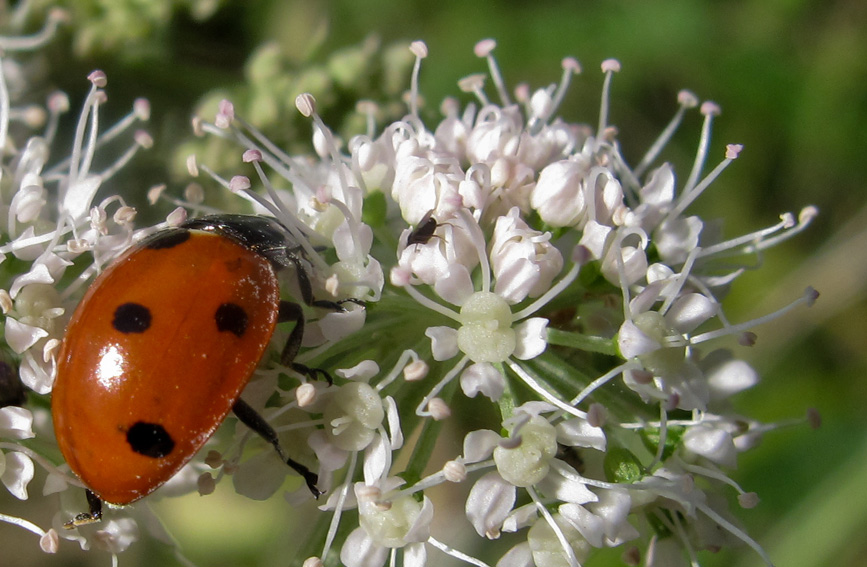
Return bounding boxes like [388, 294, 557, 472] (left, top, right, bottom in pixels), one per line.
[2, 0, 865, 565]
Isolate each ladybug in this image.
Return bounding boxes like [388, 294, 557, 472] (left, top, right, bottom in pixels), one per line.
[52, 214, 346, 526]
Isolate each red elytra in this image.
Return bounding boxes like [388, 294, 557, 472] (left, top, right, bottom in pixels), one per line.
[52, 216, 293, 506]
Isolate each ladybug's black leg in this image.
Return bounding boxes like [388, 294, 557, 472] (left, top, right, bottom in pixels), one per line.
[312, 297, 367, 311]
[63, 489, 103, 529]
[284, 252, 315, 306]
[232, 398, 322, 498]
[277, 300, 305, 364]
[277, 300, 333, 383]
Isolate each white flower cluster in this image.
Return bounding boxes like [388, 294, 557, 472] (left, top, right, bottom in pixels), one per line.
[0, 10, 820, 567]
[185, 40, 819, 567]
[0, 7, 160, 558]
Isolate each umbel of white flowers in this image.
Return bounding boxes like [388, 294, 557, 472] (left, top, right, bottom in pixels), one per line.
[184, 39, 818, 567]
[0, 13, 818, 567]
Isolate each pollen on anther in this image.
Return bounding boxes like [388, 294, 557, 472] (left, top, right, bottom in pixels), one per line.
[409, 40, 428, 58]
[134, 130, 153, 149]
[474, 39, 496, 58]
[443, 460, 467, 483]
[700, 101, 721, 116]
[147, 184, 167, 205]
[738, 492, 759, 509]
[48, 91, 69, 113]
[198, 473, 216, 496]
[186, 155, 199, 177]
[242, 149, 263, 163]
[562, 57, 581, 73]
[725, 144, 743, 159]
[458, 74, 486, 93]
[88, 70, 107, 87]
[428, 397, 451, 420]
[601, 59, 621, 73]
[677, 90, 699, 108]
[296, 383, 317, 407]
[216, 99, 235, 128]
[133, 98, 151, 121]
[404, 360, 429, 382]
[228, 175, 251, 193]
[295, 93, 316, 117]
[184, 183, 204, 204]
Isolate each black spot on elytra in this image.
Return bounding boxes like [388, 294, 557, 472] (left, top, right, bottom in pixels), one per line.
[215, 302, 248, 337]
[126, 421, 175, 458]
[144, 229, 190, 250]
[112, 303, 152, 334]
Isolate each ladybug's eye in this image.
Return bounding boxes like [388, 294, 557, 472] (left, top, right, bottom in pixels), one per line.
[126, 421, 175, 458]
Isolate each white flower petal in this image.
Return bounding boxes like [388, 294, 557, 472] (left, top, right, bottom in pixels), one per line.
[629, 281, 664, 315]
[0, 406, 35, 440]
[1, 451, 34, 500]
[337, 360, 380, 382]
[317, 305, 366, 342]
[434, 263, 475, 306]
[308, 429, 349, 472]
[460, 362, 505, 401]
[43, 472, 69, 496]
[363, 433, 389, 486]
[587, 489, 638, 545]
[404, 496, 434, 543]
[536, 465, 598, 505]
[655, 215, 703, 265]
[704, 353, 759, 399]
[341, 528, 387, 567]
[531, 160, 587, 227]
[425, 326, 459, 361]
[463, 429, 502, 463]
[512, 317, 548, 360]
[665, 293, 716, 333]
[559, 502, 604, 547]
[683, 423, 737, 468]
[556, 418, 606, 452]
[18, 352, 54, 394]
[465, 471, 516, 539]
[617, 320, 660, 359]
[577, 220, 612, 260]
[639, 163, 675, 207]
[9, 227, 46, 261]
[403, 542, 427, 567]
[4, 317, 48, 354]
[383, 396, 404, 450]
[93, 518, 139, 554]
[502, 503, 538, 533]
[63, 175, 102, 221]
[493, 257, 537, 304]
[496, 542, 534, 567]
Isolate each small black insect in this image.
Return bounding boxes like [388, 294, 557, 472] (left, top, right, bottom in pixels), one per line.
[406, 210, 443, 247]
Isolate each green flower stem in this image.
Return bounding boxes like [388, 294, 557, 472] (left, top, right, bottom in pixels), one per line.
[546, 328, 618, 356]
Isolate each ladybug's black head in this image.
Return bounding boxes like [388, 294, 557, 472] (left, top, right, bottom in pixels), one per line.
[181, 214, 300, 265]
[181, 214, 314, 304]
